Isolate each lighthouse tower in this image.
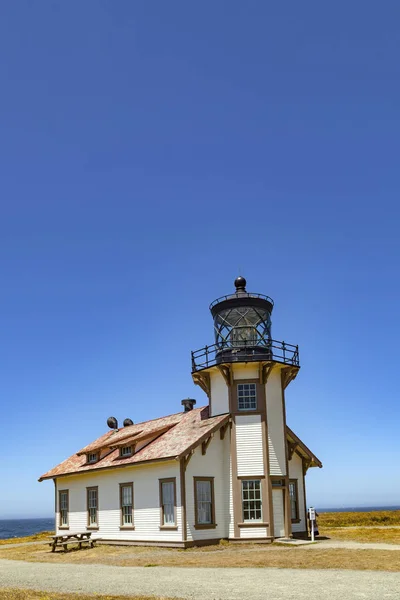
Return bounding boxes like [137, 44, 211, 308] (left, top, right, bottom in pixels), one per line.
[191, 277, 300, 539]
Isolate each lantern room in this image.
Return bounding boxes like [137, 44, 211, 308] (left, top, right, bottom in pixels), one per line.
[191, 277, 299, 372]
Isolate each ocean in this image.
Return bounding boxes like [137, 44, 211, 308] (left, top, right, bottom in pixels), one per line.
[0, 518, 54, 540]
[1, 507, 399, 540]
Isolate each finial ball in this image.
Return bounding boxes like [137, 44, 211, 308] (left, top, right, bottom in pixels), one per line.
[234, 276, 247, 290]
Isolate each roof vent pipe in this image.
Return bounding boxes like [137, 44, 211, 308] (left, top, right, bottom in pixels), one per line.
[181, 398, 196, 412]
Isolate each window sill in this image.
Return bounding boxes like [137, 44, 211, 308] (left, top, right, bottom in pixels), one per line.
[194, 524, 217, 530]
[58, 527, 69, 530]
[291, 519, 301, 524]
[159, 526, 178, 531]
[119, 526, 135, 530]
[238, 522, 269, 528]
[87, 526, 99, 530]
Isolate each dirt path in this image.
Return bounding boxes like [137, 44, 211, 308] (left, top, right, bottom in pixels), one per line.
[0, 558, 399, 600]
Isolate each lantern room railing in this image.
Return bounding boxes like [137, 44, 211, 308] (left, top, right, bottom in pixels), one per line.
[209, 292, 274, 311]
[191, 339, 300, 372]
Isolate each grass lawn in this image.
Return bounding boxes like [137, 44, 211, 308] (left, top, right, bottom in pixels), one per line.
[1, 512, 400, 573]
[0, 591, 174, 600]
[320, 527, 400, 544]
[318, 510, 400, 528]
[0, 541, 399, 572]
[0, 532, 53, 546]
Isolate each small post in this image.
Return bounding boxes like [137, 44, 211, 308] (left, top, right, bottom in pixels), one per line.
[308, 506, 316, 542]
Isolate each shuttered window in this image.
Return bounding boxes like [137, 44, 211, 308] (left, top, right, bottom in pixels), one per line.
[59, 490, 69, 527]
[242, 479, 262, 521]
[120, 483, 134, 526]
[87, 487, 98, 527]
[194, 477, 215, 528]
[237, 383, 257, 411]
[160, 479, 176, 526]
[289, 480, 299, 521]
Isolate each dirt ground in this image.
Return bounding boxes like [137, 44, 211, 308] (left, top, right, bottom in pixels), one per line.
[0, 591, 174, 600]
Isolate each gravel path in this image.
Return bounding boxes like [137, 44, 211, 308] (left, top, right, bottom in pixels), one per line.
[0, 559, 399, 600]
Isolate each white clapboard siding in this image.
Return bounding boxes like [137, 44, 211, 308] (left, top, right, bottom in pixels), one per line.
[272, 489, 285, 537]
[240, 527, 267, 538]
[289, 452, 306, 533]
[185, 432, 230, 541]
[266, 370, 286, 476]
[55, 461, 182, 542]
[228, 456, 235, 539]
[210, 372, 229, 416]
[236, 415, 264, 476]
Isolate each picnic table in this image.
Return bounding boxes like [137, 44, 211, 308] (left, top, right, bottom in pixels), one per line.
[49, 531, 96, 552]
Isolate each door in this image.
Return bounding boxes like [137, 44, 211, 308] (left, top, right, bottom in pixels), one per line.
[272, 489, 285, 537]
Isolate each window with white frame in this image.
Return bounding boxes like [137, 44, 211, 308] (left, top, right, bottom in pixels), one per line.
[120, 446, 133, 457]
[160, 479, 176, 526]
[194, 477, 215, 527]
[120, 483, 133, 526]
[59, 490, 69, 527]
[289, 480, 299, 521]
[237, 383, 257, 411]
[87, 452, 98, 464]
[242, 479, 262, 521]
[87, 487, 98, 527]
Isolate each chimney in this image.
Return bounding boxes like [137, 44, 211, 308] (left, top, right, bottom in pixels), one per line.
[181, 398, 196, 412]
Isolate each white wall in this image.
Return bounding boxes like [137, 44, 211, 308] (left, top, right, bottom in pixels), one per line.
[55, 461, 182, 542]
[240, 527, 267, 538]
[232, 365, 259, 380]
[272, 489, 285, 537]
[289, 452, 306, 533]
[236, 414, 264, 476]
[210, 371, 229, 416]
[266, 369, 286, 476]
[185, 431, 230, 541]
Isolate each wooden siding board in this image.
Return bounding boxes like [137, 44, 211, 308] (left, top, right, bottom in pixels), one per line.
[289, 453, 306, 533]
[56, 462, 182, 541]
[236, 415, 264, 477]
[185, 434, 229, 541]
[272, 489, 285, 537]
[266, 372, 286, 476]
[240, 527, 267, 538]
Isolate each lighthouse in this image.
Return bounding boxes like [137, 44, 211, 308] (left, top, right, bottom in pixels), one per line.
[192, 276, 301, 539]
[41, 275, 321, 546]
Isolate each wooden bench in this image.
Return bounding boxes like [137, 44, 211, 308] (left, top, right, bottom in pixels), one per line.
[49, 532, 95, 552]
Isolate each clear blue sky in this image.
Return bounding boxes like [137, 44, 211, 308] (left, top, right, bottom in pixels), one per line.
[1, 1, 399, 518]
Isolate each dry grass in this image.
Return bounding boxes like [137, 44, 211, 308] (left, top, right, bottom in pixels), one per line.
[321, 527, 400, 544]
[0, 591, 173, 600]
[318, 510, 400, 528]
[0, 532, 53, 546]
[0, 541, 400, 572]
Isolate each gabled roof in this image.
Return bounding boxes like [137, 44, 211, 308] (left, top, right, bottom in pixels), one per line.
[39, 407, 322, 482]
[39, 407, 229, 481]
[287, 425, 322, 468]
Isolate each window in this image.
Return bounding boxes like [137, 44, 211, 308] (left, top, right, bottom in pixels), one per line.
[120, 483, 134, 527]
[242, 480, 262, 521]
[289, 480, 299, 521]
[59, 490, 69, 528]
[120, 446, 133, 457]
[194, 477, 215, 528]
[271, 479, 284, 487]
[160, 478, 176, 527]
[87, 486, 98, 527]
[87, 453, 98, 464]
[237, 383, 257, 411]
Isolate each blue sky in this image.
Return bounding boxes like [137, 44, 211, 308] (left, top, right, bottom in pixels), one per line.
[1, 1, 399, 518]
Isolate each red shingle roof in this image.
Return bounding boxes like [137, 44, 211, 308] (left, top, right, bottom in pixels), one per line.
[39, 407, 229, 481]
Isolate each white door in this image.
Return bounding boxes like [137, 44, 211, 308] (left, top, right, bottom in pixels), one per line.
[272, 489, 285, 537]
